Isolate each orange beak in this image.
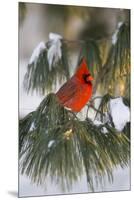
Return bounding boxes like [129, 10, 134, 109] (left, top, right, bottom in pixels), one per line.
[86, 75, 94, 81]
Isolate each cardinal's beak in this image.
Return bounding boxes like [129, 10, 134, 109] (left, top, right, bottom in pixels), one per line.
[87, 75, 94, 81]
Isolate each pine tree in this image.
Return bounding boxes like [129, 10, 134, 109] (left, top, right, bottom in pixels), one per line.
[19, 9, 130, 191]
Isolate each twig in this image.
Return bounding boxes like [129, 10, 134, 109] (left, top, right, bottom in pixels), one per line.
[90, 96, 103, 102]
[86, 103, 104, 118]
[68, 110, 79, 120]
[86, 96, 103, 118]
[46, 36, 112, 48]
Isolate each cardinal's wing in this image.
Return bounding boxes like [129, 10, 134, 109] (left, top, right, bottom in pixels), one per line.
[56, 77, 78, 105]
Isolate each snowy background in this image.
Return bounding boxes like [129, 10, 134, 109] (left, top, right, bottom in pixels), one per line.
[19, 3, 130, 197]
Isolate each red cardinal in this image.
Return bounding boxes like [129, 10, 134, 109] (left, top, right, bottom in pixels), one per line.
[56, 58, 94, 112]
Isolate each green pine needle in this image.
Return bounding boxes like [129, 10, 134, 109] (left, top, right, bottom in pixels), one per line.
[19, 93, 130, 191]
[24, 42, 70, 95]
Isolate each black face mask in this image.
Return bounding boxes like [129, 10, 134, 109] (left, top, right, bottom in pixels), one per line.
[83, 74, 92, 84]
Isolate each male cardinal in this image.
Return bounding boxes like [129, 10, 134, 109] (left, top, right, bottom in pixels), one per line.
[56, 58, 94, 112]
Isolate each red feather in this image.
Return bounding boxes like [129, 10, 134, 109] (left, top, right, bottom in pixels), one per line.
[56, 58, 93, 112]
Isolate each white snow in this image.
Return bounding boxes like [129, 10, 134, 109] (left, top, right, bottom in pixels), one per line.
[94, 120, 103, 126]
[47, 33, 62, 70]
[29, 122, 35, 131]
[28, 33, 63, 70]
[112, 21, 123, 45]
[93, 97, 130, 133]
[101, 127, 108, 134]
[109, 97, 130, 132]
[93, 120, 108, 134]
[49, 33, 62, 41]
[29, 42, 46, 64]
[48, 140, 55, 148]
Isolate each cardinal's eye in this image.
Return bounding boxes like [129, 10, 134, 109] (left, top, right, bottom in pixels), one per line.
[83, 74, 90, 80]
[83, 74, 89, 82]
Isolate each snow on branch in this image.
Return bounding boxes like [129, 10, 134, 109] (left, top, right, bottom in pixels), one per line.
[29, 121, 36, 131]
[48, 140, 55, 148]
[28, 33, 63, 69]
[112, 21, 123, 45]
[91, 95, 130, 134]
[29, 42, 46, 64]
[24, 33, 70, 94]
[109, 97, 130, 132]
[47, 33, 63, 70]
[93, 119, 108, 134]
[19, 93, 130, 190]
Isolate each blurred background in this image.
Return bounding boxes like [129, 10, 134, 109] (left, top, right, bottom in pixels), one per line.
[19, 2, 130, 197]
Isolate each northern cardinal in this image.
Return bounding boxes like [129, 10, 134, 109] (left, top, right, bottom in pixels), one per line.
[56, 58, 94, 112]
